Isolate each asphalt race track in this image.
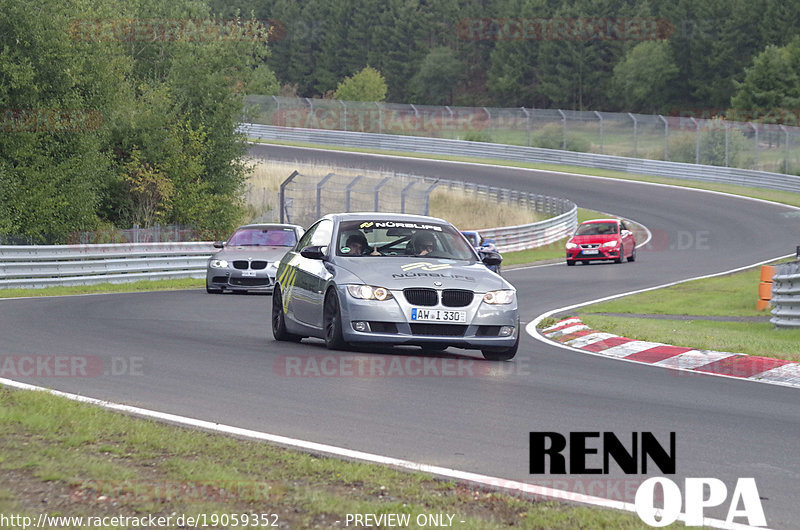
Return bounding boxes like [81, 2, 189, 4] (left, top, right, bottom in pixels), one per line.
[3, 144, 800, 527]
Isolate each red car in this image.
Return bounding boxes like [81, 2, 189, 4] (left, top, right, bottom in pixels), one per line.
[565, 219, 636, 266]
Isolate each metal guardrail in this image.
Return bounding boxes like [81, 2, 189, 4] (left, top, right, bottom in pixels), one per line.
[277, 170, 577, 253]
[0, 243, 215, 289]
[479, 209, 577, 253]
[245, 95, 800, 174]
[770, 261, 800, 328]
[240, 124, 800, 194]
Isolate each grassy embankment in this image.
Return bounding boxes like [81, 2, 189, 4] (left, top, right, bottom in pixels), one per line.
[0, 387, 671, 529]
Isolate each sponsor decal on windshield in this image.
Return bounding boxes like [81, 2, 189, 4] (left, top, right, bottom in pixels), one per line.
[358, 221, 443, 231]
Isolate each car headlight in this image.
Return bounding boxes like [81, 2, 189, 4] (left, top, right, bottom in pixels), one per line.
[602, 240, 619, 248]
[209, 259, 228, 268]
[346, 284, 393, 301]
[483, 289, 516, 304]
[566, 242, 578, 249]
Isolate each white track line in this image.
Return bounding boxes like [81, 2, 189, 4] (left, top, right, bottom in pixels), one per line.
[0, 376, 765, 529]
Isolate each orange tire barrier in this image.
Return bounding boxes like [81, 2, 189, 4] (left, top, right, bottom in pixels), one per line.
[757, 265, 776, 311]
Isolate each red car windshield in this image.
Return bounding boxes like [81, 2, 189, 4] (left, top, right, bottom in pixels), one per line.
[576, 222, 618, 236]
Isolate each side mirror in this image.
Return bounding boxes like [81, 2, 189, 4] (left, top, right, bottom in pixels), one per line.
[300, 245, 326, 260]
[213, 241, 225, 249]
[481, 251, 503, 266]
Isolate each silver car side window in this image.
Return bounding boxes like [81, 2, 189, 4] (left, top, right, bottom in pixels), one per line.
[310, 219, 333, 247]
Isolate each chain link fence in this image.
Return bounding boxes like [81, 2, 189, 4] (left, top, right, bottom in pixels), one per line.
[0, 224, 200, 246]
[277, 170, 576, 252]
[244, 96, 800, 175]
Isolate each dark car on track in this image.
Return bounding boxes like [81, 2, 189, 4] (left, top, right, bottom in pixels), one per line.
[461, 230, 502, 274]
[271, 213, 519, 360]
[565, 218, 636, 266]
[206, 223, 305, 293]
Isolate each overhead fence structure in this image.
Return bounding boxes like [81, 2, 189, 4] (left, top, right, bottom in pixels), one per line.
[243, 95, 800, 182]
[771, 261, 800, 329]
[240, 123, 800, 194]
[0, 243, 215, 290]
[278, 170, 577, 253]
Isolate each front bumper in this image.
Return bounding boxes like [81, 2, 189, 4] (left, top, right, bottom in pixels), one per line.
[206, 267, 275, 292]
[337, 286, 519, 350]
[566, 248, 621, 262]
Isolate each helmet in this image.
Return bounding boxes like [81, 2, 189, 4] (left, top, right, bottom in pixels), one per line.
[412, 231, 436, 253]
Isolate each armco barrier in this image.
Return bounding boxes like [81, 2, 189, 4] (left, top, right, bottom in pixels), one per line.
[0, 242, 215, 289]
[770, 261, 800, 328]
[240, 124, 800, 194]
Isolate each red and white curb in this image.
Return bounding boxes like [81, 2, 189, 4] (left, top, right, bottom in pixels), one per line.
[541, 317, 800, 388]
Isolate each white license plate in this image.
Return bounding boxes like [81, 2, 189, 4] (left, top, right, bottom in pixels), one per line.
[242, 271, 257, 277]
[582, 249, 599, 255]
[411, 308, 466, 323]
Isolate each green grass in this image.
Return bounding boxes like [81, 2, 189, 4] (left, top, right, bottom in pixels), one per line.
[578, 266, 772, 317]
[572, 261, 800, 362]
[576, 316, 800, 362]
[0, 278, 203, 299]
[0, 387, 673, 529]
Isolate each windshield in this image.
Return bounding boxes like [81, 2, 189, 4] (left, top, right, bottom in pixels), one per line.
[336, 220, 476, 260]
[575, 222, 618, 236]
[227, 228, 297, 247]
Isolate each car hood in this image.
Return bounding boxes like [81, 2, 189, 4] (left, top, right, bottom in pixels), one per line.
[213, 246, 293, 262]
[335, 257, 511, 292]
[569, 234, 619, 244]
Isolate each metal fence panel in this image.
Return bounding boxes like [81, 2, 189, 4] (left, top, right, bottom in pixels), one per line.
[278, 171, 577, 253]
[244, 96, 800, 174]
[242, 124, 800, 194]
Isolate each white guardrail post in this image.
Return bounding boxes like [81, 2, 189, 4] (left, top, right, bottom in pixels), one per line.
[770, 261, 800, 328]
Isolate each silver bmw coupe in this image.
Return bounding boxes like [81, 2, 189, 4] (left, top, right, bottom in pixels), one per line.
[272, 213, 519, 360]
[206, 223, 305, 293]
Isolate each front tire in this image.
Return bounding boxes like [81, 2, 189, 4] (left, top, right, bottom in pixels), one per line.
[615, 245, 624, 264]
[628, 246, 636, 262]
[272, 286, 302, 342]
[324, 289, 348, 350]
[481, 329, 519, 361]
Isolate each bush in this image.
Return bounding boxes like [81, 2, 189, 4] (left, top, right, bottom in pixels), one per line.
[534, 123, 591, 152]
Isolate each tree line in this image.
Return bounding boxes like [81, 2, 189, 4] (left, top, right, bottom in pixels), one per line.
[0, 0, 277, 243]
[210, 0, 800, 116]
[4, 0, 800, 243]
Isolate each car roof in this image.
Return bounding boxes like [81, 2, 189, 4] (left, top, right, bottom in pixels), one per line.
[320, 212, 450, 225]
[236, 223, 303, 230]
